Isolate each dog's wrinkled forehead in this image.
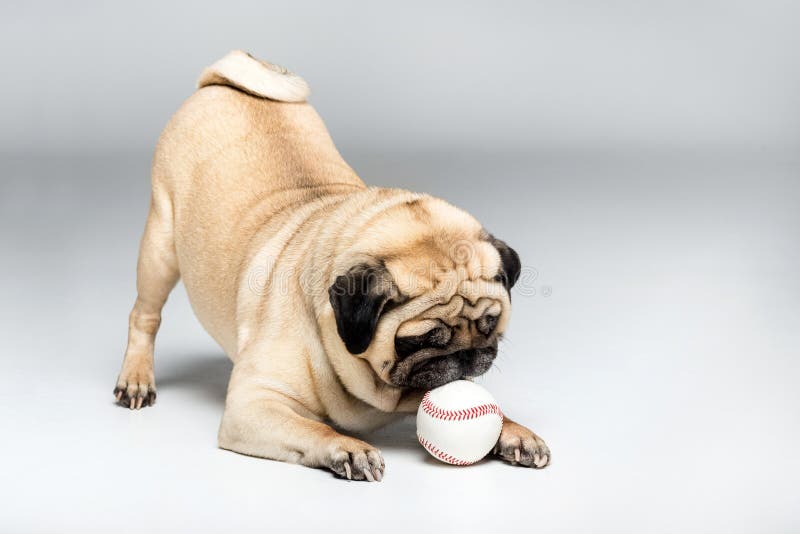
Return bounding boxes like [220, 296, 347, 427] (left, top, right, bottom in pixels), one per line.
[381, 267, 511, 354]
[396, 296, 503, 338]
[383, 235, 503, 299]
[375, 229, 514, 342]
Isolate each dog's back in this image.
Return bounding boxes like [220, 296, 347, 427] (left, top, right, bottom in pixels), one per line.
[150, 51, 363, 352]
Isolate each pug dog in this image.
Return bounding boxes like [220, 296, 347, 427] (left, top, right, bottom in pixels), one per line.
[114, 51, 550, 480]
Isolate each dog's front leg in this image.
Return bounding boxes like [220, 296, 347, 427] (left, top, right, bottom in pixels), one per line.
[218, 365, 385, 481]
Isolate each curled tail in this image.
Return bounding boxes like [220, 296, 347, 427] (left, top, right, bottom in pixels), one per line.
[197, 50, 310, 102]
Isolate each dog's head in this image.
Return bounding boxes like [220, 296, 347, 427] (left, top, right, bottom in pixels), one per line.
[327, 195, 520, 390]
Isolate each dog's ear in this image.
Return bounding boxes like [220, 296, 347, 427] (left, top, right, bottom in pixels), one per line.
[329, 262, 398, 354]
[488, 235, 521, 290]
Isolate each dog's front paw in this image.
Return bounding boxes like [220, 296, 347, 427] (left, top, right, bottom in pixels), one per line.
[113, 358, 156, 409]
[326, 436, 385, 482]
[494, 419, 550, 468]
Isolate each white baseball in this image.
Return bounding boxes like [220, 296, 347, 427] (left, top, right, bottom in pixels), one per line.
[416, 380, 504, 465]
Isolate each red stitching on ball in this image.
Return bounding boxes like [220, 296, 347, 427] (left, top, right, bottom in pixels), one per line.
[420, 390, 503, 421]
[417, 435, 474, 465]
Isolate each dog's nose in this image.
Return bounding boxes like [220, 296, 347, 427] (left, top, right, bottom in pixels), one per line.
[475, 313, 499, 337]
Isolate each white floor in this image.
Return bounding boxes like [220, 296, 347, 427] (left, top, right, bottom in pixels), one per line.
[2, 152, 798, 533]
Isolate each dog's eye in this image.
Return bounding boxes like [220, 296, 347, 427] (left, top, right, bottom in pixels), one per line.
[425, 326, 452, 347]
[395, 326, 452, 358]
[476, 314, 499, 336]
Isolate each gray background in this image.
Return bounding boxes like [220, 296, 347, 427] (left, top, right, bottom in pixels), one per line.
[1, 1, 798, 532]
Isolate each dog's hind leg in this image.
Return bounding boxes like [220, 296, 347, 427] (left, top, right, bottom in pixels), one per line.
[114, 184, 179, 409]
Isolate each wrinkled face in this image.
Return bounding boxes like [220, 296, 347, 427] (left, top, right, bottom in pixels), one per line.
[389, 292, 506, 389]
[328, 213, 521, 390]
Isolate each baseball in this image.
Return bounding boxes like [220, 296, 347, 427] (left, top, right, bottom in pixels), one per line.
[416, 380, 504, 465]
